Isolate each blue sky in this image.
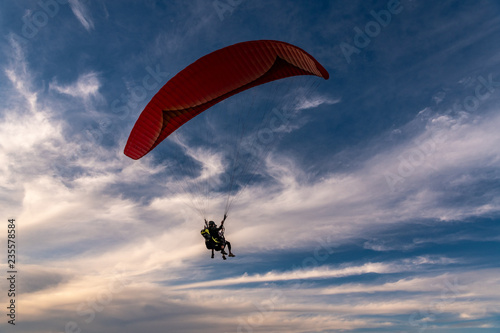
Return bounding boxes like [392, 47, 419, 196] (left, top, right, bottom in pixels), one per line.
[1, 0, 500, 332]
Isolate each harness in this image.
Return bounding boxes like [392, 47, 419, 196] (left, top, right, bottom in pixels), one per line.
[200, 228, 222, 244]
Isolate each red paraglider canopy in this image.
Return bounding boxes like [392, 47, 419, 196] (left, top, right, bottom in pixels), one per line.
[124, 40, 329, 160]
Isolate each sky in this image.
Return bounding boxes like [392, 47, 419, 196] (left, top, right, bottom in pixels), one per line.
[1, 0, 500, 332]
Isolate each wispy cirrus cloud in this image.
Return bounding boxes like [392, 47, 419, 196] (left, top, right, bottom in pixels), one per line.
[68, 0, 95, 31]
[175, 261, 399, 289]
[50, 71, 102, 101]
[296, 95, 341, 110]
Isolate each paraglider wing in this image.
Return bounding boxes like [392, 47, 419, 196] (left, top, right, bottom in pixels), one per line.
[124, 40, 329, 160]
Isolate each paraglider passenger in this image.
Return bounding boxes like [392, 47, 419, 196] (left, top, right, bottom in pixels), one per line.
[201, 214, 235, 260]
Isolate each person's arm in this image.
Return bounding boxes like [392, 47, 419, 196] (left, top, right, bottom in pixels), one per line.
[220, 214, 227, 227]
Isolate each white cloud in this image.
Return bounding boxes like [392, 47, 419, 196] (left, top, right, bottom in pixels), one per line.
[50, 71, 102, 105]
[296, 95, 341, 110]
[175, 262, 399, 289]
[68, 0, 95, 31]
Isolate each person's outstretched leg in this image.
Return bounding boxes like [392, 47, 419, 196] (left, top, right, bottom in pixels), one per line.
[226, 241, 235, 257]
[220, 241, 227, 255]
[221, 246, 226, 260]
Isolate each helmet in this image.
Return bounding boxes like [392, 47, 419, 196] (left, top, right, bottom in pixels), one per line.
[208, 221, 216, 227]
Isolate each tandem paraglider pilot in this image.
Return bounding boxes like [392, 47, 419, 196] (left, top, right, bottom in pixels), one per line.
[201, 214, 235, 260]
